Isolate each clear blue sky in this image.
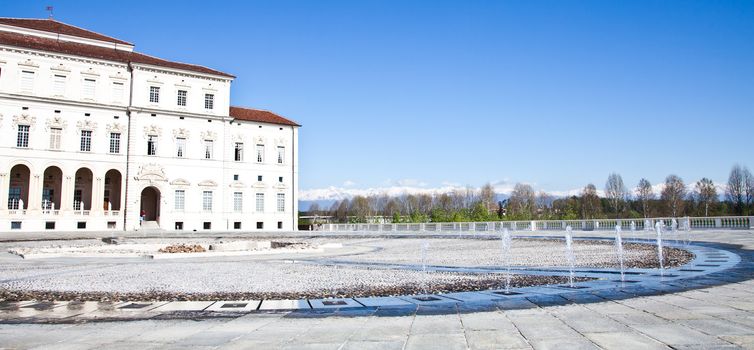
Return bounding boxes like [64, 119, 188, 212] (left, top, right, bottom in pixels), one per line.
[3, 1, 753, 198]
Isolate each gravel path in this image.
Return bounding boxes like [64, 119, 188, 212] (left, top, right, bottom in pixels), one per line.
[0, 237, 692, 301]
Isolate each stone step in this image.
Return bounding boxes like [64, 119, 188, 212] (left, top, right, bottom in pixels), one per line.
[140, 221, 160, 230]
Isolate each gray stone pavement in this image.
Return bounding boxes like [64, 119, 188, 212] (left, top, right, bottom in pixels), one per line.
[1, 229, 754, 349]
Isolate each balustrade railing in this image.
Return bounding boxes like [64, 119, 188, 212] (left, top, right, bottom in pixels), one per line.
[318, 216, 754, 232]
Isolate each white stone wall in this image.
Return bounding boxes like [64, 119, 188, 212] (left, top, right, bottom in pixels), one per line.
[0, 32, 299, 233]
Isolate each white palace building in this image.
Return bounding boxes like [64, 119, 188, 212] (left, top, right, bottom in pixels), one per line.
[0, 18, 300, 232]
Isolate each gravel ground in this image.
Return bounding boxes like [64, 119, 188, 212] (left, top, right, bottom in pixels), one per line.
[330, 238, 692, 269]
[0, 237, 691, 301]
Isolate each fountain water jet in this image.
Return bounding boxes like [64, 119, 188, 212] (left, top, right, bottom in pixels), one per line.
[655, 221, 665, 278]
[500, 228, 513, 293]
[564, 225, 576, 288]
[614, 225, 626, 285]
[420, 240, 430, 294]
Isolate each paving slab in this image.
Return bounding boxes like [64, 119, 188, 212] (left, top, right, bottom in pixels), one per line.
[355, 296, 414, 307]
[258, 299, 311, 311]
[583, 331, 669, 350]
[151, 301, 216, 312]
[205, 300, 261, 312]
[404, 333, 467, 350]
[309, 298, 363, 309]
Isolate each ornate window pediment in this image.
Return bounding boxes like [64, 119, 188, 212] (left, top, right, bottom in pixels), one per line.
[200, 130, 217, 141]
[232, 133, 244, 143]
[274, 137, 286, 146]
[109, 71, 128, 81]
[76, 119, 98, 132]
[46, 116, 67, 131]
[147, 75, 164, 85]
[106, 123, 124, 134]
[81, 67, 100, 77]
[230, 181, 246, 189]
[198, 180, 218, 187]
[252, 181, 267, 189]
[274, 183, 289, 190]
[13, 114, 36, 129]
[50, 63, 71, 72]
[134, 163, 167, 182]
[254, 135, 265, 145]
[170, 178, 191, 187]
[18, 59, 39, 68]
[173, 128, 190, 139]
[144, 125, 162, 138]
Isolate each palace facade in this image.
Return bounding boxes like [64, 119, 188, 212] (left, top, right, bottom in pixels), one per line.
[0, 18, 299, 232]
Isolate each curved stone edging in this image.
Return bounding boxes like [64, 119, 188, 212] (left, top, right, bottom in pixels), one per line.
[0, 236, 751, 323]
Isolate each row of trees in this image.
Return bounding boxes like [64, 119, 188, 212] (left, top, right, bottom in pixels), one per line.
[308, 164, 754, 223]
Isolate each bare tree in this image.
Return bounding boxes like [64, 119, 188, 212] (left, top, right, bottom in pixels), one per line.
[349, 196, 371, 222]
[636, 178, 653, 218]
[508, 183, 535, 219]
[746, 168, 754, 215]
[308, 202, 321, 215]
[605, 173, 627, 218]
[479, 183, 496, 212]
[694, 178, 717, 217]
[536, 191, 554, 218]
[661, 175, 686, 217]
[726, 164, 747, 215]
[580, 184, 602, 219]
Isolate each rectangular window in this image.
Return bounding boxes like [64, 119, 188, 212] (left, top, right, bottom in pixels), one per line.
[233, 192, 243, 212]
[256, 144, 264, 163]
[82, 78, 96, 99]
[176, 137, 186, 157]
[204, 222, 211, 230]
[174, 190, 185, 211]
[177, 90, 187, 106]
[234, 222, 241, 230]
[8, 187, 21, 209]
[278, 221, 283, 229]
[277, 193, 285, 212]
[204, 93, 214, 110]
[202, 191, 213, 212]
[49, 127, 62, 150]
[147, 135, 157, 155]
[277, 146, 285, 164]
[53, 74, 66, 96]
[17, 125, 29, 148]
[20, 70, 34, 92]
[204, 140, 213, 159]
[73, 189, 82, 210]
[256, 222, 263, 229]
[234, 143, 243, 161]
[109, 132, 120, 154]
[257, 175, 263, 182]
[149, 86, 160, 103]
[80, 130, 92, 152]
[255, 193, 264, 212]
[279, 176, 283, 183]
[112, 81, 125, 102]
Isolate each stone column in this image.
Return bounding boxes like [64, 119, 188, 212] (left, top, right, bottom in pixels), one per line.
[92, 176, 104, 215]
[0, 173, 7, 211]
[28, 173, 42, 211]
[61, 175, 73, 212]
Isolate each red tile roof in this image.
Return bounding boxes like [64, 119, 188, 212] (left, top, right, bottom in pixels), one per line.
[0, 18, 133, 46]
[0, 30, 234, 78]
[230, 106, 300, 126]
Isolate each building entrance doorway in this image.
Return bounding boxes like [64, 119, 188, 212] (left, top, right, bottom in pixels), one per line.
[140, 187, 160, 222]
